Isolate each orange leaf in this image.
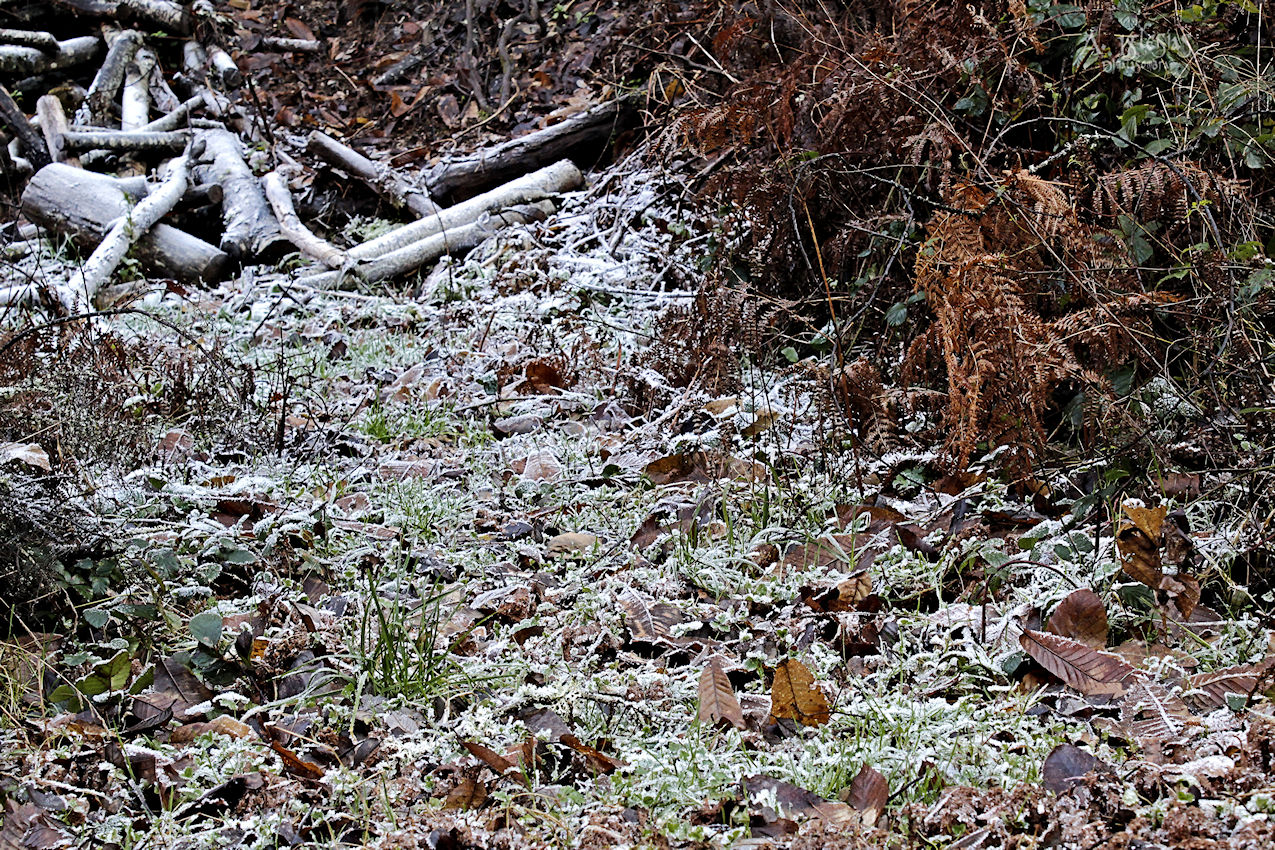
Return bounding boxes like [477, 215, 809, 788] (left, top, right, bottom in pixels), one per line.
[770, 658, 830, 727]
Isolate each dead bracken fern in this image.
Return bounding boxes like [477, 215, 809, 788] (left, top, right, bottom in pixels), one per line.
[901, 169, 1197, 471]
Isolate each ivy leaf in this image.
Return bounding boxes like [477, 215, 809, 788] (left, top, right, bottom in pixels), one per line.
[189, 610, 223, 648]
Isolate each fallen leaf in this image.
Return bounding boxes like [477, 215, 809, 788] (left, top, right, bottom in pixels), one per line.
[560, 733, 626, 774]
[1019, 630, 1138, 697]
[801, 572, 873, 613]
[523, 358, 569, 393]
[442, 777, 488, 810]
[269, 740, 326, 780]
[0, 441, 51, 472]
[645, 451, 765, 485]
[546, 531, 597, 555]
[841, 763, 889, 826]
[744, 775, 858, 834]
[1046, 589, 1108, 649]
[1042, 744, 1105, 793]
[770, 658, 830, 727]
[521, 449, 562, 482]
[698, 657, 745, 730]
[1187, 661, 1271, 709]
[1116, 503, 1167, 587]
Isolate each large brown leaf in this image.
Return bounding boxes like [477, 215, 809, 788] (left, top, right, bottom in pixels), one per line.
[1046, 589, 1108, 649]
[1187, 661, 1271, 709]
[1041, 744, 1105, 793]
[770, 658, 830, 727]
[1019, 630, 1138, 697]
[698, 657, 745, 730]
[744, 775, 859, 834]
[841, 764, 888, 827]
[1116, 503, 1167, 587]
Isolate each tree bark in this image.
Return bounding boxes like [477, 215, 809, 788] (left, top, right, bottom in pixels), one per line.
[35, 94, 76, 166]
[0, 82, 50, 169]
[0, 29, 59, 52]
[21, 162, 228, 283]
[297, 201, 555, 290]
[62, 128, 189, 152]
[75, 29, 142, 127]
[307, 130, 440, 217]
[262, 171, 348, 268]
[59, 151, 190, 312]
[0, 35, 99, 76]
[424, 97, 629, 198]
[192, 128, 291, 261]
[350, 159, 581, 260]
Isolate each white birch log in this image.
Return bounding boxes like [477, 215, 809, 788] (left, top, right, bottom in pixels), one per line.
[21, 162, 228, 282]
[260, 37, 322, 53]
[262, 171, 348, 269]
[59, 152, 190, 312]
[192, 128, 291, 261]
[349, 159, 581, 260]
[307, 130, 440, 217]
[0, 30, 59, 52]
[35, 94, 76, 166]
[0, 36, 100, 77]
[297, 200, 555, 289]
[120, 46, 155, 131]
[75, 29, 142, 126]
[63, 129, 188, 151]
[139, 93, 204, 132]
[207, 46, 241, 90]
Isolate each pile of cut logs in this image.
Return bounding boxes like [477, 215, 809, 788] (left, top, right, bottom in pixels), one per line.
[0, 0, 631, 312]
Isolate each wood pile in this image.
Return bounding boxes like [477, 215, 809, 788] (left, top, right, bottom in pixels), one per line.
[0, 0, 630, 312]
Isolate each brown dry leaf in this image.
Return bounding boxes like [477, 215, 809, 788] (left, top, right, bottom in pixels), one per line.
[645, 451, 764, 485]
[1042, 743, 1105, 793]
[784, 535, 861, 571]
[802, 572, 873, 613]
[617, 589, 686, 646]
[1046, 589, 1108, 649]
[462, 740, 526, 785]
[0, 441, 51, 472]
[443, 777, 488, 810]
[269, 740, 326, 780]
[523, 359, 569, 393]
[1120, 680, 1193, 747]
[133, 656, 214, 722]
[1159, 572, 1200, 620]
[1187, 662, 1270, 709]
[841, 763, 889, 827]
[770, 658, 831, 727]
[1116, 503, 1167, 587]
[1019, 630, 1139, 697]
[744, 775, 859, 833]
[521, 449, 562, 482]
[698, 658, 745, 730]
[560, 733, 626, 774]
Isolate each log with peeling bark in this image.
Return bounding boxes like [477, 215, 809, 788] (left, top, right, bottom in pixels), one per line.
[307, 130, 441, 218]
[0, 29, 59, 51]
[138, 93, 205, 132]
[120, 46, 155, 130]
[206, 46, 241, 90]
[260, 37, 322, 53]
[57, 151, 190, 312]
[262, 170, 348, 269]
[297, 200, 556, 290]
[51, 0, 194, 35]
[0, 35, 99, 76]
[0, 82, 50, 169]
[35, 94, 76, 165]
[424, 97, 631, 198]
[62, 128, 188, 152]
[350, 159, 582, 260]
[193, 128, 292, 261]
[75, 29, 141, 126]
[21, 162, 228, 283]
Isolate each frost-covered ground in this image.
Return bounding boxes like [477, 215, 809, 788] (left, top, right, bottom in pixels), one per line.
[3, 158, 1274, 849]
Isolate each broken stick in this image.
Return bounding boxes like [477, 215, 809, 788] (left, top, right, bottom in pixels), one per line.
[307, 130, 441, 217]
[262, 170, 348, 269]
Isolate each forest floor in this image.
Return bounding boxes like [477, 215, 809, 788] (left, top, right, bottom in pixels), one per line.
[2, 2, 1275, 849]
